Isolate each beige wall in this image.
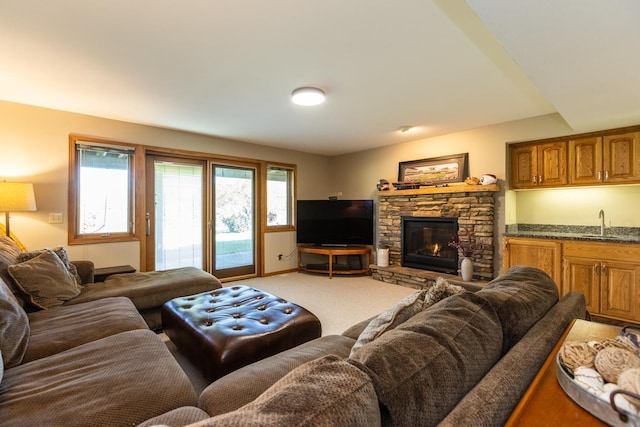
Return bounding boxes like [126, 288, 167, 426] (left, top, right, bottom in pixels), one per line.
[512, 186, 640, 227]
[0, 101, 332, 272]
[3, 100, 638, 278]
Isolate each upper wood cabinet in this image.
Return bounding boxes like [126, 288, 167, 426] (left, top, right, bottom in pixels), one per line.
[509, 125, 640, 190]
[509, 141, 567, 189]
[569, 131, 640, 185]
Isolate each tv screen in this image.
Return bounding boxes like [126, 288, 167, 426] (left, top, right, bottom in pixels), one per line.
[296, 199, 374, 246]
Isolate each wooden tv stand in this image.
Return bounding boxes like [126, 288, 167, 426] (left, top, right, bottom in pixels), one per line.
[298, 246, 371, 279]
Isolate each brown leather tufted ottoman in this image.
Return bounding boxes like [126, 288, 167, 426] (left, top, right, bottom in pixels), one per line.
[161, 285, 322, 382]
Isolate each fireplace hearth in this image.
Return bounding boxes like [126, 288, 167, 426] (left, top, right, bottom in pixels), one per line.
[401, 216, 458, 274]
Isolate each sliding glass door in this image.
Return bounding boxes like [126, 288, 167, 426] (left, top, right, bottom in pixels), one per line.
[212, 164, 256, 279]
[146, 156, 206, 270]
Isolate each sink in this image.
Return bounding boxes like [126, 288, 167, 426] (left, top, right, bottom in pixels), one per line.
[581, 234, 620, 240]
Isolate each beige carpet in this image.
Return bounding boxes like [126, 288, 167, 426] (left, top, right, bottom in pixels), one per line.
[162, 272, 414, 394]
[235, 272, 414, 336]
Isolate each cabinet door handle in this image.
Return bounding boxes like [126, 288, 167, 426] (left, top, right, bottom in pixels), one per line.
[532, 175, 537, 185]
[595, 263, 600, 275]
[602, 264, 607, 275]
[539, 175, 543, 183]
[598, 171, 602, 181]
[605, 171, 609, 181]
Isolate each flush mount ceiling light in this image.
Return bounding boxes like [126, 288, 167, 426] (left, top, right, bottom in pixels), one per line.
[398, 125, 414, 133]
[291, 87, 325, 106]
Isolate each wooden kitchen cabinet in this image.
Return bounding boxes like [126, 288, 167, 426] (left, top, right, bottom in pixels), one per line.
[509, 141, 567, 189]
[502, 237, 562, 287]
[564, 241, 640, 323]
[569, 131, 640, 185]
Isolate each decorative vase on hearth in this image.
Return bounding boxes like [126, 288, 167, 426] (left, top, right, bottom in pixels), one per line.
[461, 257, 473, 281]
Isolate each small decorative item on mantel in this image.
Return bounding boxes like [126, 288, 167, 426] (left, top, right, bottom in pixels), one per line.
[376, 179, 390, 191]
[448, 228, 478, 281]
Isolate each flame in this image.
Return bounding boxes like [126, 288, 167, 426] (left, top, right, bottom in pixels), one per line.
[432, 243, 441, 256]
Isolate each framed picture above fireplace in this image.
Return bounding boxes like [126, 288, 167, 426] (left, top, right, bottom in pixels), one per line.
[398, 153, 469, 186]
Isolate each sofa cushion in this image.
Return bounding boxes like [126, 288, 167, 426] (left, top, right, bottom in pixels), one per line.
[66, 267, 221, 311]
[23, 296, 148, 362]
[0, 329, 197, 426]
[477, 265, 559, 354]
[0, 236, 21, 264]
[8, 249, 82, 309]
[0, 277, 29, 369]
[199, 334, 355, 416]
[440, 291, 588, 427]
[350, 277, 463, 357]
[349, 291, 503, 426]
[0, 236, 24, 306]
[195, 355, 380, 427]
[136, 406, 210, 427]
[17, 247, 82, 286]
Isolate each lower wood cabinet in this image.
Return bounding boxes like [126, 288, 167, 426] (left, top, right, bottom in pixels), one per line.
[503, 237, 640, 323]
[564, 241, 640, 323]
[502, 237, 562, 287]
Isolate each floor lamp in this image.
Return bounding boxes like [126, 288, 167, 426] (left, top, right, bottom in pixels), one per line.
[0, 182, 37, 238]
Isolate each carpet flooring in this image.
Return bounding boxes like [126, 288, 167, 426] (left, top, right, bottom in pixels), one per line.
[161, 272, 414, 394]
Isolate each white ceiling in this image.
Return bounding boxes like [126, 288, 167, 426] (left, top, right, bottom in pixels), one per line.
[0, 1, 638, 156]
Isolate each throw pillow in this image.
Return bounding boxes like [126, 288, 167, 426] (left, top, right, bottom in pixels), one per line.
[17, 246, 82, 286]
[0, 235, 22, 266]
[349, 278, 464, 357]
[349, 290, 426, 357]
[424, 276, 464, 305]
[9, 249, 82, 309]
[0, 277, 30, 368]
[200, 355, 381, 426]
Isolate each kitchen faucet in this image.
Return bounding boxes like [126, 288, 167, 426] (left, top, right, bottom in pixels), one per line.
[598, 209, 605, 236]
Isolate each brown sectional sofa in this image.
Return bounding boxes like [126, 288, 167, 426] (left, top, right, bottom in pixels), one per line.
[0, 235, 224, 426]
[140, 266, 588, 426]
[0, 282, 198, 426]
[0, 236, 222, 330]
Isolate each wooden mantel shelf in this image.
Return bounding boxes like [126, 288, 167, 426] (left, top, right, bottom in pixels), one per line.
[377, 183, 500, 197]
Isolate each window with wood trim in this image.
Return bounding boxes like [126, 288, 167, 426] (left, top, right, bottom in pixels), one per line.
[69, 136, 138, 244]
[266, 165, 295, 230]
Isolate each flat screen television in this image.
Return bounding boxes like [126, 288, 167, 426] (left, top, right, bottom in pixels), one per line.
[296, 199, 374, 246]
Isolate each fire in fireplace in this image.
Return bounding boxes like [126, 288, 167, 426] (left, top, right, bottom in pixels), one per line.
[401, 216, 458, 274]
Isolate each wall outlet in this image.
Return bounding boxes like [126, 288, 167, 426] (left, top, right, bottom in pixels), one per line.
[49, 213, 63, 224]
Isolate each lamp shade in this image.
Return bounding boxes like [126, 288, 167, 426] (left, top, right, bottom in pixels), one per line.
[0, 182, 37, 212]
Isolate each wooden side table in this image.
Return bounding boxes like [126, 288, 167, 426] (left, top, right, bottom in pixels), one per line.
[505, 319, 620, 426]
[94, 265, 136, 282]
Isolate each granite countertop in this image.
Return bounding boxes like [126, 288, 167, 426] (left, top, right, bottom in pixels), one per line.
[503, 224, 640, 244]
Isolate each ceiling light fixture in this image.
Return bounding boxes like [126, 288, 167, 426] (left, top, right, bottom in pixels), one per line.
[291, 87, 325, 106]
[399, 125, 414, 133]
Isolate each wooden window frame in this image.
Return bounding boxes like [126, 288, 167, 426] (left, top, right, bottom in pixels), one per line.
[68, 134, 143, 245]
[264, 163, 296, 233]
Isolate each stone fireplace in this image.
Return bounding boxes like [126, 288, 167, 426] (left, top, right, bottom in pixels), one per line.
[376, 184, 498, 283]
[401, 216, 458, 274]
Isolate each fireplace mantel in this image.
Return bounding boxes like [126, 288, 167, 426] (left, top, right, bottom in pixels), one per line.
[377, 183, 499, 197]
